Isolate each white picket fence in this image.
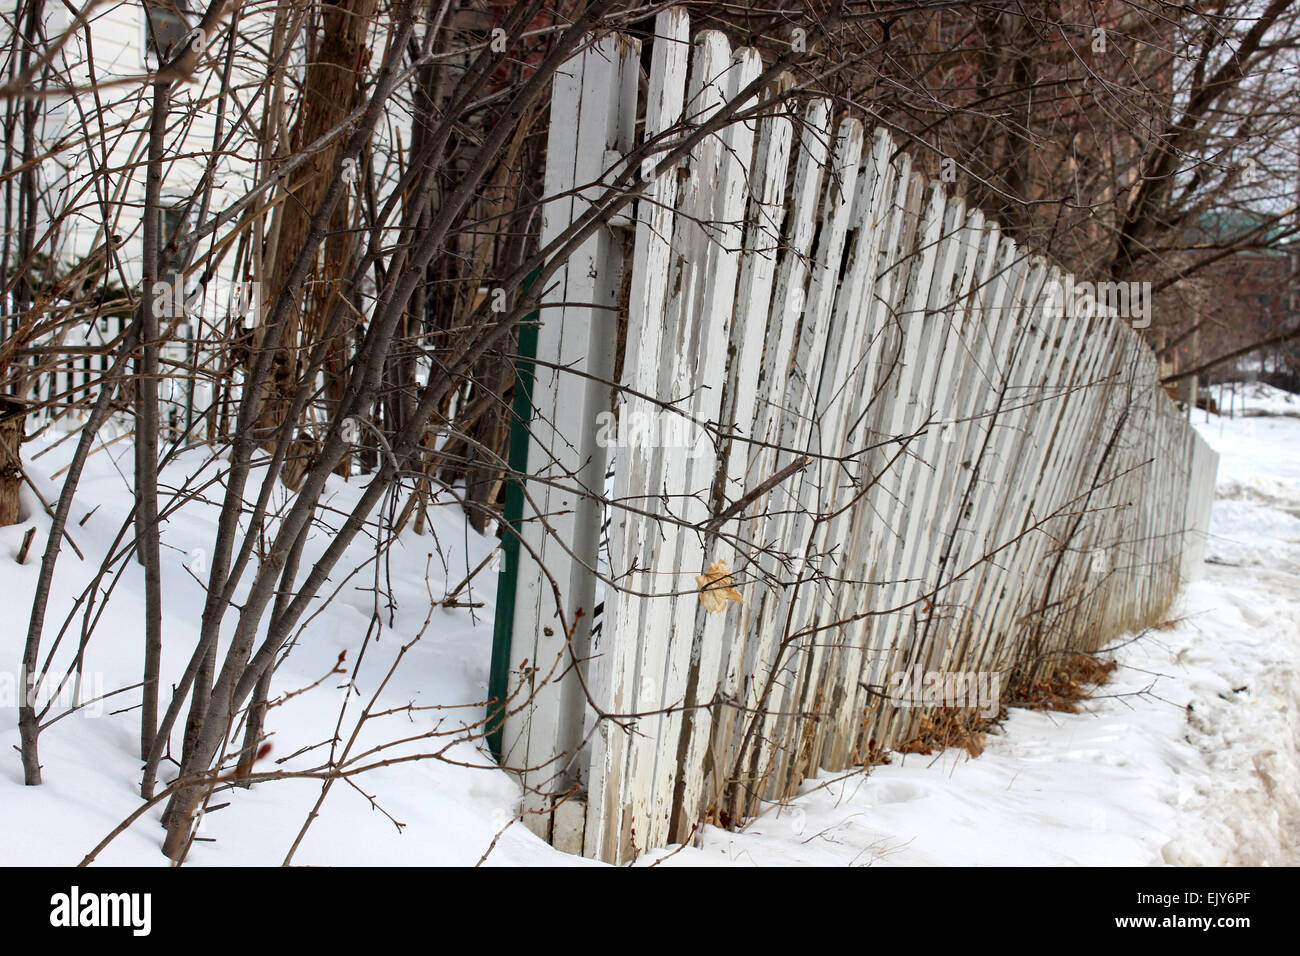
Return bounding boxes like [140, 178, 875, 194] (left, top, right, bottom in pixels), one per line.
[498, 10, 1219, 863]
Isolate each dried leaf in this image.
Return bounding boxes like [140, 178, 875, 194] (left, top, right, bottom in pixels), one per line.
[696, 558, 743, 613]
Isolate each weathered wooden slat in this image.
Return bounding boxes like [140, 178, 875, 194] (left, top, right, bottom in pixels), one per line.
[819, 148, 939, 768]
[924, 242, 1038, 699]
[864, 193, 977, 746]
[759, 116, 866, 794]
[502, 36, 583, 826]
[850, 179, 951, 751]
[874, 204, 988, 735]
[705, 73, 797, 814]
[792, 131, 890, 770]
[617, 29, 736, 859]
[664, 42, 764, 847]
[913, 225, 1019, 688]
[811, 129, 902, 770]
[582, 7, 691, 864]
[727, 97, 831, 814]
[501, 29, 644, 845]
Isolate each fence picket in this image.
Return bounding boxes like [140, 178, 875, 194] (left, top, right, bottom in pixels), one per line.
[582, 7, 692, 863]
[501, 32, 639, 839]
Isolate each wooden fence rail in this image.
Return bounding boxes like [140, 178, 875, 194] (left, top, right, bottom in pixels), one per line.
[493, 10, 1219, 863]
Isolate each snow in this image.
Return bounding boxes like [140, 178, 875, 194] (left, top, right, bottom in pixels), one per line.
[1207, 381, 1300, 419]
[2, 382, 1298, 866]
[0, 427, 586, 866]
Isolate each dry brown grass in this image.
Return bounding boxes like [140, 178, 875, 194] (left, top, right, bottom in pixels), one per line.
[1011, 652, 1118, 713]
[894, 650, 1118, 755]
[895, 705, 1004, 758]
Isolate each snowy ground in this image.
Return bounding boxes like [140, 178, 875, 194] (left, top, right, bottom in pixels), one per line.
[0, 432, 577, 867]
[1206, 380, 1300, 418]
[2, 385, 1297, 866]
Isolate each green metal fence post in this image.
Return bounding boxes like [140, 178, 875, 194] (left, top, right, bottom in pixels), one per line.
[487, 270, 541, 761]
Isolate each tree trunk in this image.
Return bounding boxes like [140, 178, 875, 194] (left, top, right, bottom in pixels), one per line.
[137, 80, 170, 761]
[0, 398, 25, 527]
[256, 0, 380, 476]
